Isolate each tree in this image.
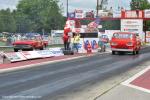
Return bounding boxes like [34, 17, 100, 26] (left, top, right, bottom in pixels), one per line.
[15, 0, 65, 33]
[130, 0, 150, 10]
[0, 9, 16, 32]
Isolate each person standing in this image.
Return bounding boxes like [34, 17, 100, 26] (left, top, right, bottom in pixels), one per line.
[63, 34, 68, 50]
[73, 32, 80, 53]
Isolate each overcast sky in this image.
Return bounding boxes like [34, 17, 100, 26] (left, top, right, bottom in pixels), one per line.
[0, 0, 139, 14]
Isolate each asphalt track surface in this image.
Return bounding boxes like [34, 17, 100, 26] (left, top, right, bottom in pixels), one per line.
[0, 47, 150, 100]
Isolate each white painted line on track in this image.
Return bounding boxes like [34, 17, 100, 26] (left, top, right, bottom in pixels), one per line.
[122, 66, 150, 93]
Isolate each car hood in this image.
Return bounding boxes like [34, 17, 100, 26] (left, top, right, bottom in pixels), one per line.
[13, 40, 36, 45]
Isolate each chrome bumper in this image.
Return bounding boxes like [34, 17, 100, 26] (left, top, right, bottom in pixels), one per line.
[111, 48, 134, 52]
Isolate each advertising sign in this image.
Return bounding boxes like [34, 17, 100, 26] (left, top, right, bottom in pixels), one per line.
[37, 50, 54, 58]
[68, 12, 75, 18]
[144, 10, 150, 18]
[75, 38, 99, 53]
[146, 31, 150, 43]
[49, 47, 64, 56]
[21, 51, 42, 59]
[4, 52, 27, 62]
[121, 10, 144, 18]
[75, 9, 84, 18]
[121, 19, 144, 42]
[121, 19, 143, 32]
[105, 30, 120, 40]
[113, 10, 121, 18]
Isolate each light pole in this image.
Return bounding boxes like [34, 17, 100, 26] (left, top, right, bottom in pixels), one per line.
[96, 0, 99, 17]
[67, 0, 68, 18]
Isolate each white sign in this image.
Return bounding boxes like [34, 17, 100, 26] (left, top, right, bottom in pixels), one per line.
[49, 48, 64, 56]
[105, 30, 120, 40]
[37, 50, 54, 58]
[113, 11, 121, 18]
[21, 51, 42, 59]
[72, 28, 85, 33]
[4, 52, 27, 62]
[145, 10, 150, 18]
[121, 19, 144, 42]
[75, 9, 84, 18]
[146, 31, 150, 43]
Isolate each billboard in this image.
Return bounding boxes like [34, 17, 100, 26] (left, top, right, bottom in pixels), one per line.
[75, 9, 84, 18]
[121, 10, 144, 18]
[144, 10, 150, 18]
[121, 19, 144, 42]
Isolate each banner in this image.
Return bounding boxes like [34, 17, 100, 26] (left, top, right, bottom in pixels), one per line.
[75, 9, 84, 18]
[37, 50, 54, 58]
[4, 52, 27, 62]
[121, 10, 144, 18]
[73, 38, 99, 53]
[121, 19, 144, 42]
[49, 48, 64, 56]
[146, 31, 150, 43]
[144, 10, 150, 18]
[21, 51, 42, 59]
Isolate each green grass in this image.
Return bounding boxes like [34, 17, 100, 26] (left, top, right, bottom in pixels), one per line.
[0, 41, 6, 46]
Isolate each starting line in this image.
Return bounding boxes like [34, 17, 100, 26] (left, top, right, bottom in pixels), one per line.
[122, 66, 150, 93]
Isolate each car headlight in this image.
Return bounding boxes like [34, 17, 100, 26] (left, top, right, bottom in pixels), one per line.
[111, 42, 117, 46]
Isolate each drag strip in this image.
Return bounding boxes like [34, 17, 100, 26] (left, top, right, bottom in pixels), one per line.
[0, 47, 150, 100]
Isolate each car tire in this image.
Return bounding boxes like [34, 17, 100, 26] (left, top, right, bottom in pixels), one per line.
[14, 49, 18, 52]
[112, 51, 115, 55]
[136, 51, 139, 54]
[133, 51, 136, 55]
[40, 46, 44, 50]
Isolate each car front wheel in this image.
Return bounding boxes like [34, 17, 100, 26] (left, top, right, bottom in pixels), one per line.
[132, 51, 136, 55]
[112, 51, 115, 55]
[136, 51, 139, 54]
[14, 49, 18, 52]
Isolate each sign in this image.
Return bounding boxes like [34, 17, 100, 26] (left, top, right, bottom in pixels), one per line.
[144, 10, 150, 18]
[121, 10, 144, 18]
[64, 20, 75, 30]
[146, 31, 150, 43]
[68, 12, 75, 18]
[113, 10, 121, 18]
[105, 30, 120, 40]
[121, 19, 144, 42]
[37, 50, 54, 58]
[85, 11, 94, 18]
[74, 38, 99, 53]
[72, 28, 85, 33]
[83, 38, 99, 52]
[4, 52, 27, 62]
[121, 19, 143, 33]
[49, 48, 64, 56]
[75, 9, 84, 18]
[21, 51, 42, 59]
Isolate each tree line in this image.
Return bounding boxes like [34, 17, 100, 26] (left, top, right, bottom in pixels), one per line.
[0, 0, 65, 33]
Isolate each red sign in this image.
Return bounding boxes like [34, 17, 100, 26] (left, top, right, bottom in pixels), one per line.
[121, 10, 144, 18]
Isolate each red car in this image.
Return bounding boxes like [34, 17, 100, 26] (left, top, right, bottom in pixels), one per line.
[110, 32, 141, 55]
[12, 35, 48, 52]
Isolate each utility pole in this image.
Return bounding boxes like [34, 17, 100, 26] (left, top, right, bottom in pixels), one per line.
[66, 0, 68, 18]
[97, 0, 99, 16]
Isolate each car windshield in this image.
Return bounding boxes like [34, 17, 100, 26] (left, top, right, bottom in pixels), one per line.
[21, 36, 37, 40]
[113, 33, 133, 39]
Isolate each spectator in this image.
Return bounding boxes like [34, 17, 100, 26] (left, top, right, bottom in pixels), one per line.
[73, 32, 80, 53]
